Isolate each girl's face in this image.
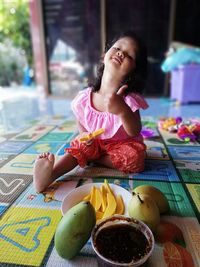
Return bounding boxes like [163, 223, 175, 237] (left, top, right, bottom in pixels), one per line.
[104, 37, 138, 78]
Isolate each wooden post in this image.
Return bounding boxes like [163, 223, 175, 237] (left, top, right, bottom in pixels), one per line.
[29, 0, 49, 96]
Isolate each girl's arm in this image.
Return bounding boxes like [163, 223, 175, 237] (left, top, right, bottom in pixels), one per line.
[105, 85, 142, 137]
[119, 107, 142, 137]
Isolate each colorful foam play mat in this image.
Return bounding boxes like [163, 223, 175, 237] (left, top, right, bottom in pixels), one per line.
[0, 116, 199, 266]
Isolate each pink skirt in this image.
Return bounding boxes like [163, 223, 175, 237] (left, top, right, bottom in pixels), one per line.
[65, 137, 146, 173]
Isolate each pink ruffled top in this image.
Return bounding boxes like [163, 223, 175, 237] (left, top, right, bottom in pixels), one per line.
[71, 87, 149, 141]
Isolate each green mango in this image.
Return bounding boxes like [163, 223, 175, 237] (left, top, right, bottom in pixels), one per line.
[54, 201, 96, 259]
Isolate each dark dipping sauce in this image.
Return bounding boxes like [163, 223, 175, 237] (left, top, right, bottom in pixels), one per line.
[95, 224, 150, 263]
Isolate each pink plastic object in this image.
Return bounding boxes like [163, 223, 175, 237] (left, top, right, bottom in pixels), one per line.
[170, 64, 200, 104]
[177, 126, 196, 141]
[192, 124, 200, 136]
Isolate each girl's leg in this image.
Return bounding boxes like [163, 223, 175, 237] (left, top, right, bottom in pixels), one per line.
[33, 152, 78, 193]
[103, 141, 146, 173]
[96, 141, 146, 173]
[95, 155, 115, 168]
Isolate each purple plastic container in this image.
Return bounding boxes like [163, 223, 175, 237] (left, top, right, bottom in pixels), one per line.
[170, 64, 200, 104]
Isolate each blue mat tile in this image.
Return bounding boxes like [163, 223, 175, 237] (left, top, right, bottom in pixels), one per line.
[168, 146, 200, 160]
[130, 159, 180, 182]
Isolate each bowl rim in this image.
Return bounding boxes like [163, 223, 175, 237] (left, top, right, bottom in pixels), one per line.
[91, 214, 155, 267]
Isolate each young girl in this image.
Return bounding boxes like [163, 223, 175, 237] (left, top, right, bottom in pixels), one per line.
[33, 30, 149, 192]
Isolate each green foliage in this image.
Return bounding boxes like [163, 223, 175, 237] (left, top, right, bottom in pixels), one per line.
[0, 40, 26, 86]
[0, 0, 33, 65]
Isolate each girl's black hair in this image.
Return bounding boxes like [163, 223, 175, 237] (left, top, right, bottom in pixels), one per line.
[90, 30, 148, 94]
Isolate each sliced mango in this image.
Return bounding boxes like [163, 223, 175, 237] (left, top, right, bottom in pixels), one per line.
[83, 193, 91, 201]
[79, 128, 105, 142]
[95, 187, 102, 211]
[96, 210, 104, 221]
[115, 194, 125, 215]
[104, 179, 112, 194]
[90, 186, 96, 207]
[102, 192, 117, 219]
[100, 185, 107, 212]
[81, 181, 125, 222]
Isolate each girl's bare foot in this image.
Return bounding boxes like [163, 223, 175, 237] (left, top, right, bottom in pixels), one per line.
[33, 152, 55, 193]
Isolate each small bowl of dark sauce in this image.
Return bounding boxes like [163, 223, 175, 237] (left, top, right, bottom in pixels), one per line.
[91, 215, 154, 267]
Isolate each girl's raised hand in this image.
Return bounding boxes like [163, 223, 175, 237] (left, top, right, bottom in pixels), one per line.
[105, 85, 129, 115]
[116, 84, 128, 96]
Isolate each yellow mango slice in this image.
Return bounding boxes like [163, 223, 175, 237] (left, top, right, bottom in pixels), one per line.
[90, 186, 96, 208]
[96, 210, 104, 221]
[115, 194, 125, 215]
[81, 182, 125, 223]
[92, 128, 105, 138]
[95, 187, 102, 211]
[104, 179, 112, 194]
[100, 185, 107, 212]
[83, 193, 91, 201]
[79, 128, 105, 142]
[102, 192, 117, 219]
